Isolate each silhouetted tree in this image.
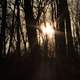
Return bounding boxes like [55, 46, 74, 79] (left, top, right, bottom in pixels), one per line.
[16, 0, 21, 55]
[56, 0, 75, 56]
[0, 0, 7, 55]
[24, 0, 38, 59]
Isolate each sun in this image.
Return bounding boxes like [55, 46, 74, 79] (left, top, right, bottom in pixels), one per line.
[40, 21, 55, 38]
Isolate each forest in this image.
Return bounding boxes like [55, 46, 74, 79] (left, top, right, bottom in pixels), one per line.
[0, 0, 80, 80]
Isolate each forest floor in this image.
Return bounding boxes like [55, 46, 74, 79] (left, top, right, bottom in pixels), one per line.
[0, 51, 80, 80]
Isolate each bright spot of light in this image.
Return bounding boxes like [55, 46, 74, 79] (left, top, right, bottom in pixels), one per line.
[40, 21, 55, 38]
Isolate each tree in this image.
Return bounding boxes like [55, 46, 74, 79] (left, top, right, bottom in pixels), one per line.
[56, 0, 75, 56]
[0, 0, 7, 55]
[64, 0, 75, 56]
[23, 0, 48, 58]
[24, 0, 38, 59]
[16, 0, 21, 55]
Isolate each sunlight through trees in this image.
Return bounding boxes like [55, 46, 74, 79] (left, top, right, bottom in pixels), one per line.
[0, 0, 80, 57]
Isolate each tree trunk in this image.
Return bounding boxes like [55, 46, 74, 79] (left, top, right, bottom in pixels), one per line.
[0, 0, 7, 55]
[64, 0, 75, 56]
[55, 0, 66, 56]
[16, 0, 21, 56]
[56, 0, 75, 56]
[24, 0, 40, 59]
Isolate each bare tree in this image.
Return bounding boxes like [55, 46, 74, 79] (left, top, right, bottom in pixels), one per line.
[0, 0, 7, 55]
[16, 0, 21, 55]
[56, 0, 75, 56]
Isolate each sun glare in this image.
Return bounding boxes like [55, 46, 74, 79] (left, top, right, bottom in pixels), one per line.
[39, 21, 56, 57]
[40, 21, 55, 38]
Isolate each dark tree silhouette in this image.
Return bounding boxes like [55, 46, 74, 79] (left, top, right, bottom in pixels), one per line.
[16, 0, 21, 55]
[0, 0, 7, 55]
[24, 0, 39, 59]
[56, 0, 75, 56]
